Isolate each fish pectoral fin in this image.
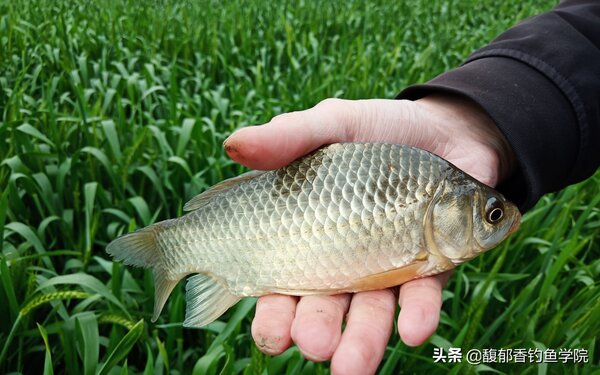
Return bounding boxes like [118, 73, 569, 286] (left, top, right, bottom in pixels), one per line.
[183, 170, 266, 211]
[183, 273, 240, 328]
[349, 261, 428, 291]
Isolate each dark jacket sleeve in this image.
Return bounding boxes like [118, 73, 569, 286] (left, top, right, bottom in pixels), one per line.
[398, 0, 600, 211]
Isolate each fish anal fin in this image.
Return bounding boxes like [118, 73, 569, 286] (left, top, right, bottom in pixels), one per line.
[349, 261, 428, 291]
[152, 268, 182, 322]
[183, 170, 266, 211]
[183, 273, 240, 328]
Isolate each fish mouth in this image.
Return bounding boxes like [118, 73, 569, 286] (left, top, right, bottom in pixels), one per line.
[507, 212, 521, 235]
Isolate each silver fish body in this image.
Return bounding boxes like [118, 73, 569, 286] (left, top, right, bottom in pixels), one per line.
[107, 143, 520, 327]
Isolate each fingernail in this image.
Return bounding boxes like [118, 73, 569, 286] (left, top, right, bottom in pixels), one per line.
[223, 141, 238, 155]
[223, 133, 233, 147]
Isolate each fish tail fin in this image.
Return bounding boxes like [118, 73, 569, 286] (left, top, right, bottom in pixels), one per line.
[183, 273, 240, 328]
[106, 223, 181, 321]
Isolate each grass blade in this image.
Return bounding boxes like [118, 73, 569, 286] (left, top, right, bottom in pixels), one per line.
[101, 120, 123, 161]
[98, 319, 144, 375]
[0, 255, 19, 321]
[176, 118, 196, 157]
[207, 298, 256, 353]
[17, 123, 56, 148]
[0, 314, 22, 367]
[37, 323, 55, 375]
[75, 312, 99, 375]
[0, 189, 8, 254]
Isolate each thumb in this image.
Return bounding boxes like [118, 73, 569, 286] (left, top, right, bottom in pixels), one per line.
[223, 98, 423, 170]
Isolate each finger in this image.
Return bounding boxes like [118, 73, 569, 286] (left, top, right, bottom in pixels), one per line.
[224, 98, 420, 170]
[397, 272, 451, 346]
[330, 290, 396, 375]
[223, 99, 353, 170]
[290, 294, 351, 361]
[251, 295, 298, 355]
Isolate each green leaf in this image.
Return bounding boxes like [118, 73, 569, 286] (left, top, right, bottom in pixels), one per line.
[17, 123, 56, 148]
[98, 319, 144, 375]
[101, 120, 123, 161]
[0, 313, 22, 366]
[120, 361, 129, 375]
[37, 323, 55, 375]
[0, 255, 19, 321]
[80, 147, 113, 176]
[83, 182, 98, 262]
[192, 344, 224, 375]
[5, 221, 54, 270]
[208, 298, 256, 353]
[75, 312, 99, 375]
[0, 189, 8, 255]
[176, 118, 196, 156]
[32, 172, 56, 213]
[142, 344, 155, 375]
[127, 196, 151, 227]
[135, 166, 166, 205]
[155, 337, 170, 374]
[102, 208, 131, 225]
[141, 85, 166, 101]
[5, 221, 45, 254]
[167, 156, 193, 177]
[378, 341, 403, 375]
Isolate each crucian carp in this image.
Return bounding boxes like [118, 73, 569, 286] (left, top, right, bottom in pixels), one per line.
[107, 143, 521, 327]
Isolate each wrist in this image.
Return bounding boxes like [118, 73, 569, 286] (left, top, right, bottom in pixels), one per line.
[415, 94, 516, 187]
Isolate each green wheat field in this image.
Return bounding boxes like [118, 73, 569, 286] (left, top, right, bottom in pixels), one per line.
[1, 0, 598, 374]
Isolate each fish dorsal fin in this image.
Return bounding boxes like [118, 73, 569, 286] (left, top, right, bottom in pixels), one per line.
[183, 170, 266, 211]
[183, 273, 241, 328]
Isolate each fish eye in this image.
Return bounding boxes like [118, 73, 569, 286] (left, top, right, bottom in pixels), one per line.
[485, 197, 504, 224]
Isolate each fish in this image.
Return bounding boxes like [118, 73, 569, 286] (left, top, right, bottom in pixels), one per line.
[106, 142, 520, 327]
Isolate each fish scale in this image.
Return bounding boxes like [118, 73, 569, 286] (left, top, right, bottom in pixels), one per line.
[107, 142, 521, 327]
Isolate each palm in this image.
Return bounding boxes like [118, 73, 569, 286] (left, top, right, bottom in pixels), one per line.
[223, 96, 505, 374]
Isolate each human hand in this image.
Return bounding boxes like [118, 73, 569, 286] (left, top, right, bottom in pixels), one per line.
[223, 95, 514, 374]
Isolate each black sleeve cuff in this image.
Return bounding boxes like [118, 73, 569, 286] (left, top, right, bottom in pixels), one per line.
[398, 56, 578, 211]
